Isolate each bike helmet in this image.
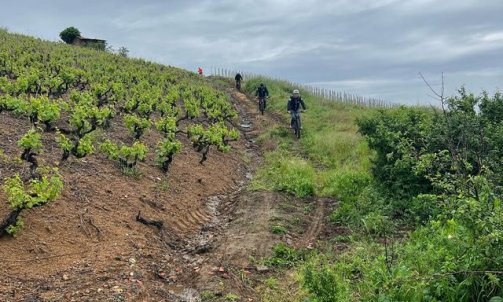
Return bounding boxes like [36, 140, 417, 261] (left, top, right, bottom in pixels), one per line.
[293, 89, 300, 95]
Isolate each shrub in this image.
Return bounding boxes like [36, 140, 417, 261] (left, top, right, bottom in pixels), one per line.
[100, 140, 148, 169]
[117, 47, 129, 58]
[124, 114, 151, 140]
[187, 122, 239, 164]
[155, 138, 182, 172]
[2, 171, 63, 236]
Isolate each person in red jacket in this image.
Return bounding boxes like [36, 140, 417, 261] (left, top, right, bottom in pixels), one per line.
[197, 67, 203, 75]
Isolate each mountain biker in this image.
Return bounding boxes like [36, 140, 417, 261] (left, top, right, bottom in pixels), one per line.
[255, 83, 269, 109]
[234, 72, 243, 87]
[287, 89, 306, 128]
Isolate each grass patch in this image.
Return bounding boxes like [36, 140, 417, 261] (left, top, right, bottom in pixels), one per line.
[120, 166, 142, 179]
[265, 277, 278, 289]
[319, 169, 371, 200]
[251, 151, 316, 198]
[155, 179, 170, 192]
[271, 225, 288, 235]
[200, 290, 216, 301]
[263, 243, 310, 268]
[224, 293, 240, 301]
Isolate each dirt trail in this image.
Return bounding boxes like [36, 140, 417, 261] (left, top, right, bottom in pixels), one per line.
[169, 88, 334, 301]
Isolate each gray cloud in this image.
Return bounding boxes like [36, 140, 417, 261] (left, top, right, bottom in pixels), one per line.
[1, 0, 502, 104]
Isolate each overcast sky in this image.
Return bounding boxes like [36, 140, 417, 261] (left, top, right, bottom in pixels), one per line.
[2, 0, 503, 104]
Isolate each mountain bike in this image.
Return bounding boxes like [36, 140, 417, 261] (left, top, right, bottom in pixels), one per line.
[236, 80, 241, 91]
[291, 111, 303, 139]
[258, 97, 267, 115]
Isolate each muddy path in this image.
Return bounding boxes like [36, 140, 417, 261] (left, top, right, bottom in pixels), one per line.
[169, 88, 334, 301]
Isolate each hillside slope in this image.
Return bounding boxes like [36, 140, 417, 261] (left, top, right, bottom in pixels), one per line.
[0, 30, 248, 301]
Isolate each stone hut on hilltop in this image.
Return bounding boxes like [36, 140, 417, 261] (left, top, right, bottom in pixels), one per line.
[72, 36, 106, 50]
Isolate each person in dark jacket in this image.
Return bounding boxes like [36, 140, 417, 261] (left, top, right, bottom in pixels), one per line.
[255, 83, 269, 109]
[287, 89, 306, 128]
[235, 73, 243, 90]
[235, 73, 243, 83]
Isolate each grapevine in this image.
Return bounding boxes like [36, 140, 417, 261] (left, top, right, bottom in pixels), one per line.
[0, 29, 241, 237]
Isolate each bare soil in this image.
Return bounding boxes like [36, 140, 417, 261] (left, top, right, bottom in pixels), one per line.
[0, 87, 334, 302]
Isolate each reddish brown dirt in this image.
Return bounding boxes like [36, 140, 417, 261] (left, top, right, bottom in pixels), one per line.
[0, 102, 247, 301]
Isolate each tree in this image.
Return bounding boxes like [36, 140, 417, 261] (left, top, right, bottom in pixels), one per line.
[59, 27, 81, 44]
[118, 47, 129, 58]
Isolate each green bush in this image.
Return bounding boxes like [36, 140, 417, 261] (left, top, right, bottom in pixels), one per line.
[304, 181, 503, 301]
[357, 106, 435, 199]
[59, 27, 80, 44]
[100, 140, 148, 169]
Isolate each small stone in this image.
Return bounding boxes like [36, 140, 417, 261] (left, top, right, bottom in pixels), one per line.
[256, 265, 269, 273]
[112, 286, 123, 294]
[129, 258, 136, 264]
[62, 274, 69, 281]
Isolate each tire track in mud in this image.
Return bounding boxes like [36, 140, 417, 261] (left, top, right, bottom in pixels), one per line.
[298, 198, 330, 248]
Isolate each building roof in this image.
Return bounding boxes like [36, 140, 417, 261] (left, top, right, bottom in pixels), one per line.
[76, 36, 106, 43]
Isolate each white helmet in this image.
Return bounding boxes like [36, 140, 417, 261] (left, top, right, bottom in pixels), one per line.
[293, 89, 300, 94]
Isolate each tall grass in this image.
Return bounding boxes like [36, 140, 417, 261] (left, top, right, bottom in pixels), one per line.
[243, 77, 375, 200]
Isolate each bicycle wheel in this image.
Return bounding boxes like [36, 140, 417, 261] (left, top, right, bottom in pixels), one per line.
[295, 116, 301, 139]
[259, 99, 265, 115]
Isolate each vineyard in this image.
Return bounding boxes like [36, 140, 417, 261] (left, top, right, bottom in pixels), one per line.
[2, 28, 503, 302]
[0, 29, 240, 237]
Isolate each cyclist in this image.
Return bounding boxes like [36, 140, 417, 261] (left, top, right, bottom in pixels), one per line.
[287, 89, 306, 128]
[255, 83, 269, 109]
[235, 73, 243, 90]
